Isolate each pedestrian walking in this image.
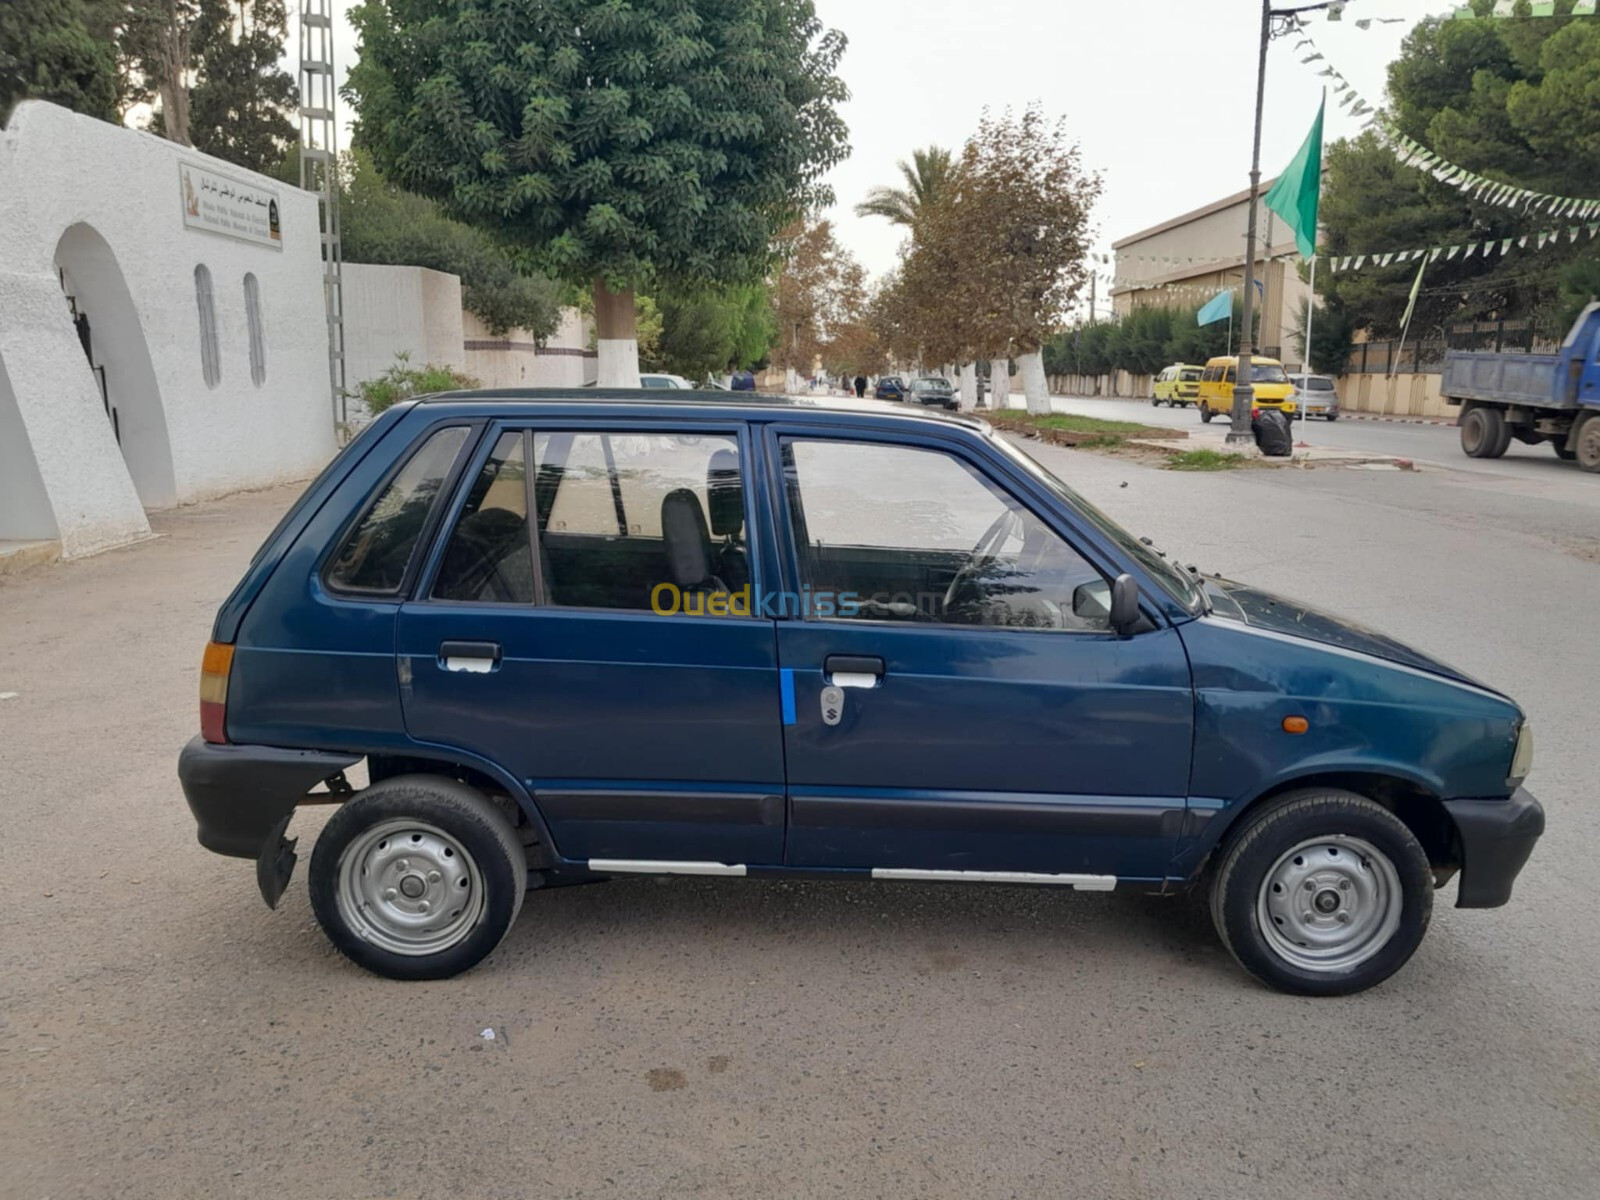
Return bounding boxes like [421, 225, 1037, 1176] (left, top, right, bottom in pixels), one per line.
[853, 373, 867, 398]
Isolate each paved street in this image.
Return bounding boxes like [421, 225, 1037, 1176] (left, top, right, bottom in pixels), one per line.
[2, 442, 1598, 1200]
[1044, 390, 1589, 482]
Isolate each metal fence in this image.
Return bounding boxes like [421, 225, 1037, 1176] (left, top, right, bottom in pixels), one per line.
[1346, 318, 1567, 375]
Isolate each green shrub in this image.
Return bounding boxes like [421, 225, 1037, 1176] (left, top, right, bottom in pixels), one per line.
[357, 354, 480, 415]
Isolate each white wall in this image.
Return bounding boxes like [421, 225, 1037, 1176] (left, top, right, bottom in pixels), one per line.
[0, 101, 336, 556]
[463, 307, 596, 389]
[342, 263, 466, 389]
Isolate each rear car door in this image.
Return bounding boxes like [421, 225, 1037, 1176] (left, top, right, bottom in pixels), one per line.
[767, 426, 1194, 884]
[396, 420, 786, 868]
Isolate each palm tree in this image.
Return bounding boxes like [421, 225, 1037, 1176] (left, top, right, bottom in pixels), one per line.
[854, 145, 954, 227]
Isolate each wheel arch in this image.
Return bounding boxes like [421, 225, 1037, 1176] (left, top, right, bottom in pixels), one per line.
[365, 745, 556, 864]
[1192, 770, 1460, 883]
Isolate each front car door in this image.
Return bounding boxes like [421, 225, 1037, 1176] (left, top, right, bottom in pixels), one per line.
[767, 424, 1195, 885]
[397, 419, 786, 870]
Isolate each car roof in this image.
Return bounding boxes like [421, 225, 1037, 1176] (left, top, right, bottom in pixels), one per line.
[410, 387, 989, 430]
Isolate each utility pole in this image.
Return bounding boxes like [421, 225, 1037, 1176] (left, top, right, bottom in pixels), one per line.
[1232, 0, 1349, 446]
[1088, 273, 1097, 325]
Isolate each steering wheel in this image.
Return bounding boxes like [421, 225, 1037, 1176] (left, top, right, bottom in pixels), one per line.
[942, 508, 1024, 617]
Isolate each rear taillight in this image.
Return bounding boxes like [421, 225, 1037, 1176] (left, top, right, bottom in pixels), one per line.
[199, 641, 234, 744]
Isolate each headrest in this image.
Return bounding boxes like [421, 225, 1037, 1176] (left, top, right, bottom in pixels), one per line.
[706, 448, 743, 537]
[660, 488, 712, 589]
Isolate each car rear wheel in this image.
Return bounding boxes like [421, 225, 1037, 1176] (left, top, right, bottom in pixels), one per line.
[1576, 414, 1600, 473]
[1200, 403, 1214, 423]
[1208, 789, 1432, 996]
[310, 775, 526, 980]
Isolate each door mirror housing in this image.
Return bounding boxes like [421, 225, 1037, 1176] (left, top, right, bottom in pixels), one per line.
[1070, 573, 1141, 635]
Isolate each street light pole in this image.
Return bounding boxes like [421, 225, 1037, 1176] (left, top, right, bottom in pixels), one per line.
[1230, 0, 1273, 446]
[1231, 0, 1348, 446]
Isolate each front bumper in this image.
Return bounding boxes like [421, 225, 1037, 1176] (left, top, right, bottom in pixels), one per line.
[1443, 787, 1545, 908]
[179, 735, 357, 859]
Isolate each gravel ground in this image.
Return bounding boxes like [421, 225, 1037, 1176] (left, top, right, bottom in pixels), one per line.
[1, 441, 1596, 1200]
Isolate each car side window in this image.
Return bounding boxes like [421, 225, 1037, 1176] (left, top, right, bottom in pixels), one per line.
[432, 431, 534, 604]
[781, 438, 1110, 632]
[1223, 367, 1236, 384]
[325, 425, 470, 595]
[533, 431, 747, 611]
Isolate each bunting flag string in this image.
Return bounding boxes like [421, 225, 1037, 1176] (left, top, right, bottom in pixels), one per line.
[1290, 19, 1600, 221]
[1323, 219, 1600, 275]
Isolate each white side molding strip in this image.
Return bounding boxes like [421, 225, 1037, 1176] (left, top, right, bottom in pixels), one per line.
[871, 868, 1116, 891]
[588, 859, 748, 877]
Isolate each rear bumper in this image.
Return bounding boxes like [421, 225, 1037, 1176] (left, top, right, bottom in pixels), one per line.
[1443, 788, 1545, 908]
[178, 736, 358, 859]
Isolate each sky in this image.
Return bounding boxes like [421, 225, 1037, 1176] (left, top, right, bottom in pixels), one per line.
[297, 0, 1452, 310]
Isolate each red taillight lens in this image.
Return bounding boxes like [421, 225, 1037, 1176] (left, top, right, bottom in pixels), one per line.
[199, 641, 234, 744]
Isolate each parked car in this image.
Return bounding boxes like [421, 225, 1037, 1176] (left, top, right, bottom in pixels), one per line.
[639, 373, 692, 389]
[1153, 364, 1203, 408]
[909, 376, 959, 410]
[1286, 373, 1341, 420]
[875, 376, 907, 401]
[1196, 356, 1296, 422]
[729, 370, 757, 391]
[180, 391, 1543, 994]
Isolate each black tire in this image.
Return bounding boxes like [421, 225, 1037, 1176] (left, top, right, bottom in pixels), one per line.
[309, 775, 527, 981]
[1152, 395, 1162, 407]
[1325, 413, 1339, 422]
[1200, 403, 1214, 424]
[1460, 406, 1509, 459]
[1208, 789, 1433, 996]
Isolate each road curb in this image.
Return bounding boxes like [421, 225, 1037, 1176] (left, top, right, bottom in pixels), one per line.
[1334, 413, 1455, 426]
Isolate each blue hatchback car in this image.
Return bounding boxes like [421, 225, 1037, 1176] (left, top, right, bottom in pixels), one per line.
[180, 392, 1543, 994]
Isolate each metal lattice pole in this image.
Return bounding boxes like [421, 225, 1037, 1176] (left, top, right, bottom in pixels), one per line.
[299, 0, 346, 434]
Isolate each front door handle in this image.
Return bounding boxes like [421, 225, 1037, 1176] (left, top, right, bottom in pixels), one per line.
[439, 640, 502, 674]
[824, 655, 883, 688]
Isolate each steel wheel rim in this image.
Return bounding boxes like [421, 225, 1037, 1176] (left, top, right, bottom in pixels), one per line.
[1256, 835, 1402, 973]
[336, 819, 486, 957]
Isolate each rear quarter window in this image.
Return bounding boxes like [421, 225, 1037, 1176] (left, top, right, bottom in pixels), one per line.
[324, 425, 471, 594]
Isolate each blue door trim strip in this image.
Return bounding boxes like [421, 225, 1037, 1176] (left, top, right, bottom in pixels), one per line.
[780, 668, 797, 725]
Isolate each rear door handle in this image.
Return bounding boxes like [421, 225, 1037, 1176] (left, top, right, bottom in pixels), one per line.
[439, 640, 501, 674]
[824, 655, 883, 688]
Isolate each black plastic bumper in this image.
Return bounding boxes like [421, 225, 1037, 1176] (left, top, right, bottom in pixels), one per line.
[179, 736, 358, 859]
[1443, 788, 1545, 908]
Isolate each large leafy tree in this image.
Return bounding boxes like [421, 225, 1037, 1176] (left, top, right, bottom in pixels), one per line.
[346, 0, 850, 386]
[333, 149, 565, 339]
[1320, 5, 1600, 339]
[187, 0, 296, 172]
[770, 216, 867, 378]
[0, 0, 119, 123]
[853, 145, 952, 227]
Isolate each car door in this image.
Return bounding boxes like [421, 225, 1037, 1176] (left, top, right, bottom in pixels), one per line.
[396, 420, 786, 869]
[767, 426, 1194, 884]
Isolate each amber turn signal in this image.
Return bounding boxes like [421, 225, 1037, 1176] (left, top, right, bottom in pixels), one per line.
[200, 641, 234, 744]
[1282, 715, 1309, 735]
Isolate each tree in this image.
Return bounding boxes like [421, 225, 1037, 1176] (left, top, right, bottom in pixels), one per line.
[340, 150, 564, 339]
[346, 0, 850, 388]
[771, 217, 868, 378]
[900, 105, 1101, 412]
[654, 281, 775, 380]
[1321, 6, 1600, 338]
[1, 0, 119, 123]
[187, 0, 296, 173]
[119, 0, 198, 143]
[853, 145, 953, 227]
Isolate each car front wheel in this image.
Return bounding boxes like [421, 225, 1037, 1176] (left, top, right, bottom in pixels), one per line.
[309, 775, 527, 980]
[1208, 789, 1432, 996]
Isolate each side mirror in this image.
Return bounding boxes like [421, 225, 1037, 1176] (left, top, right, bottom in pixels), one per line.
[1110, 573, 1140, 635]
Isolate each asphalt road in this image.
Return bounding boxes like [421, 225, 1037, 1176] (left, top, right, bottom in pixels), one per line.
[2, 438, 1597, 1200]
[1046, 390, 1587, 482]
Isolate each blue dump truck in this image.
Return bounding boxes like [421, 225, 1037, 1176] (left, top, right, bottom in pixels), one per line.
[1443, 302, 1600, 471]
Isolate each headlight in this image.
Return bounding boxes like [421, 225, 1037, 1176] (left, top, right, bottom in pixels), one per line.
[1508, 721, 1534, 786]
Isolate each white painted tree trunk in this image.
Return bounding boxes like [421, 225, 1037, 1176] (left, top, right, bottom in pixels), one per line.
[593, 278, 641, 388]
[958, 362, 978, 411]
[1019, 350, 1050, 415]
[989, 358, 1011, 409]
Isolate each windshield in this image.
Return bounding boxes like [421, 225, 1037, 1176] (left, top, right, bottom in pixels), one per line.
[1251, 363, 1288, 383]
[1303, 377, 1335, 391]
[988, 431, 1204, 613]
[915, 378, 951, 390]
[1179, 369, 1201, 381]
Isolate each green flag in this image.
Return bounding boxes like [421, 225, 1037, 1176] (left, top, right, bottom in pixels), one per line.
[1264, 96, 1324, 260]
